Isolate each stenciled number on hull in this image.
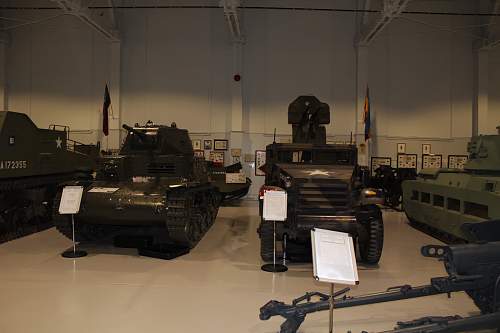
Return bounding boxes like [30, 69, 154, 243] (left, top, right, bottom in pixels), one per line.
[0, 160, 28, 170]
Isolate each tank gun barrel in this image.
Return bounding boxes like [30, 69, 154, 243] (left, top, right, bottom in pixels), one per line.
[122, 124, 150, 142]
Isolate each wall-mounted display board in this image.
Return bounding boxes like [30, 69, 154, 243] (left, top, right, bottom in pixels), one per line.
[192, 139, 202, 150]
[209, 151, 224, 164]
[397, 143, 406, 154]
[194, 150, 204, 158]
[231, 148, 241, 157]
[397, 154, 417, 169]
[255, 150, 266, 176]
[214, 139, 228, 151]
[448, 155, 468, 169]
[422, 154, 442, 169]
[422, 144, 431, 155]
[370, 157, 392, 176]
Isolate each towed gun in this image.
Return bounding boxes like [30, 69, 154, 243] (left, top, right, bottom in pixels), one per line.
[259, 231, 500, 333]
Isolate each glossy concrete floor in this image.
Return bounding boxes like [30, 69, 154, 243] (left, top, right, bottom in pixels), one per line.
[0, 202, 478, 333]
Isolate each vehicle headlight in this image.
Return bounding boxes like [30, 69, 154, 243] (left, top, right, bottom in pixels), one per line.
[362, 189, 381, 197]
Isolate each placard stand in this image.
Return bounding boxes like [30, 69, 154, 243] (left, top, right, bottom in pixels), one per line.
[62, 214, 87, 258]
[261, 221, 288, 273]
[329, 283, 334, 333]
[311, 228, 359, 333]
[58, 186, 87, 258]
[261, 190, 288, 273]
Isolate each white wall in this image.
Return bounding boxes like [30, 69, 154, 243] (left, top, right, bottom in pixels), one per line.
[243, 7, 357, 137]
[488, 47, 500, 129]
[120, 8, 232, 134]
[6, 12, 111, 145]
[3, 1, 499, 196]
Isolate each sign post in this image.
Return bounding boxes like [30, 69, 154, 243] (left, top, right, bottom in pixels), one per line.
[311, 229, 359, 333]
[58, 186, 87, 258]
[261, 189, 288, 273]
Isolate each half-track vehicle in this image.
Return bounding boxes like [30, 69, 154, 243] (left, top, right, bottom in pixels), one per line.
[0, 111, 98, 243]
[258, 96, 384, 264]
[403, 128, 500, 242]
[53, 121, 221, 251]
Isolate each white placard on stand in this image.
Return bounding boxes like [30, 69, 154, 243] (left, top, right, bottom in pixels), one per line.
[263, 190, 287, 221]
[59, 186, 84, 215]
[311, 228, 359, 285]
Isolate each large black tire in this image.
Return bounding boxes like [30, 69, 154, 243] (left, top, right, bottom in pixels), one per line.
[359, 216, 384, 264]
[259, 220, 275, 262]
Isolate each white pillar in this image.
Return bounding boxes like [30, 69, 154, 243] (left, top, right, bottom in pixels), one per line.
[228, 42, 244, 163]
[356, 45, 369, 166]
[477, 50, 490, 135]
[108, 40, 121, 150]
[0, 32, 7, 110]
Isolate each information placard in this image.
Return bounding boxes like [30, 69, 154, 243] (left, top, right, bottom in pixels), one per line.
[311, 229, 358, 285]
[448, 155, 468, 169]
[58, 186, 84, 215]
[371, 157, 392, 176]
[263, 190, 287, 221]
[422, 154, 442, 169]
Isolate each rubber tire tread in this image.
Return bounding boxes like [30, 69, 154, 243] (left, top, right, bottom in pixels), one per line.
[259, 220, 275, 262]
[360, 216, 384, 264]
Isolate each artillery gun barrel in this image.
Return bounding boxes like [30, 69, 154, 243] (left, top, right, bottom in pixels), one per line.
[259, 241, 500, 333]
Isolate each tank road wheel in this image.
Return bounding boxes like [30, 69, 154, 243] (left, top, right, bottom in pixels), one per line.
[259, 220, 275, 262]
[359, 216, 384, 265]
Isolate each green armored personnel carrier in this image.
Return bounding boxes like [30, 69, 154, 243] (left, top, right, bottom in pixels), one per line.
[53, 121, 221, 254]
[0, 111, 98, 243]
[402, 131, 500, 242]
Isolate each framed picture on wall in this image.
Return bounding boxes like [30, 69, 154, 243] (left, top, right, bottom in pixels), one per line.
[204, 140, 212, 150]
[397, 143, 406, 154]
[370, 157, 392, 176]
[422, 154, 442, 169]
[214, 139, 228, 151]
[192, 139, 202, 150]
[397, 154, 417, 169]
[448, 155, 468, 169]
[209, 151, 225, 165]
[194, 150, 204, 158]
[422, 144, 431, 155]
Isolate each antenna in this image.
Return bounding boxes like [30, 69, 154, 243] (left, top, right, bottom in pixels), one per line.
[273, 128, 276, 143]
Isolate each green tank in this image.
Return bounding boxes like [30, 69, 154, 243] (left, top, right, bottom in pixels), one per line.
[0, 111, 98, 243]
[52, 121, 221, 251]
[402, 130, 500, 242]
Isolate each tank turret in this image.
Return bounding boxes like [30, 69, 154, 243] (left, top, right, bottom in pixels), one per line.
[464, 133, 500, 172]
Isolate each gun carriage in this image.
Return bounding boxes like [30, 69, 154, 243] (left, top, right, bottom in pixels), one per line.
[259, 221, 500, 333]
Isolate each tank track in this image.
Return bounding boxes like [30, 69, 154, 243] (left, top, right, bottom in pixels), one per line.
[0, 172, 92, 244]
[407, 218, 467, 245]
[165, 185, 220, 248]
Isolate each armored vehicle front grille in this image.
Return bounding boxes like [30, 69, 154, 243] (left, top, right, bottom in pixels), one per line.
[147, 163, 176, 175]
[295, 182, 350, 214]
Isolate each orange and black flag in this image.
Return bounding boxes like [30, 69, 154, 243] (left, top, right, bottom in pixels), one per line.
[363, 86, 371, 141]
[102, 84, 111, 137]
